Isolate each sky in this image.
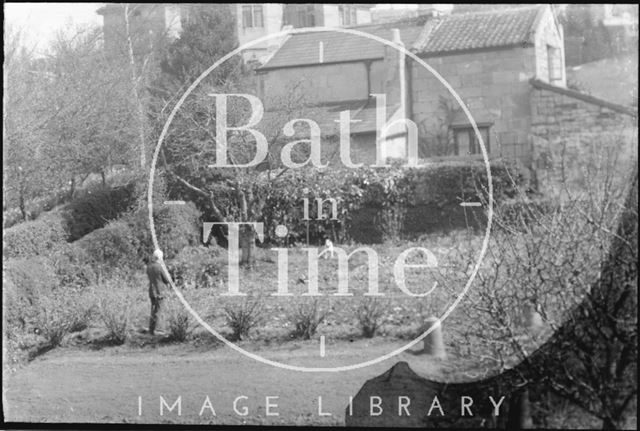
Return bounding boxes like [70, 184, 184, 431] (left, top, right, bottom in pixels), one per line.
[5, 3, 102, 53]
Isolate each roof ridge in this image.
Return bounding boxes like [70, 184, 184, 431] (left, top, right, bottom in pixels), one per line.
[449, 4, 542, 18]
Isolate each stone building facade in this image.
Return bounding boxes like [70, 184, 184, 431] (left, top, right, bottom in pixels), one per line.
[258, 5, 637, 191]
[97, 3, 372, 64]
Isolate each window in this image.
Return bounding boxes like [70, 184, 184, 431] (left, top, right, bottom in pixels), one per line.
[547, 45, 563, 83]
[339, 5, 357, 26]
[242, 4, 264, 29]
[285, 4, 317, 28]
[453, 127, 490, 156]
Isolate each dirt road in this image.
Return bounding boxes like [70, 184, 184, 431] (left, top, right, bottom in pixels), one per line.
[3, 338, 445, 425]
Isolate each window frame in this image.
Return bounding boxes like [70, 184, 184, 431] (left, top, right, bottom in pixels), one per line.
[452, 125, 491, 157]
[547, 45, 563, 83]
[242, 4, 264, 29]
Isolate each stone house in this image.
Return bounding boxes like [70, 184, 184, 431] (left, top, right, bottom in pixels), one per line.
[257, 5, 637, 191]
[97, 3, 372, 64]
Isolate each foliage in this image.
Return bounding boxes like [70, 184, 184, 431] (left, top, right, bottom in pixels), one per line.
[159, 4, 240, 86]
[31, 287, 95, 347]
[168, 245, 221, 289]
[223, 297, 264, 341]
[3, 209, 70, 259]
[64, 182, 138, 241]
[449, 141, 637, 428]
[49, 243, 97, 288]
[4, 26, 139, 222]
[287, 298, 329, 340]
[128, 201, 203, 261]
[356, 298, 386, 338]
[97, 284, 135, 345]
[165, 299, 192, 342]
[75, 220, 141, 278]
[223, 162, 524, 245]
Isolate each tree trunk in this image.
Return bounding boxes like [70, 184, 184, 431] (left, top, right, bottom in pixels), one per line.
[68, 177, 76, 200]
[18, 191, 27, 221]
[100, 170, 106, 187]
[239, 225, 256, 267]
[602, 416, 626, 430]
[124, 4, 147, 170]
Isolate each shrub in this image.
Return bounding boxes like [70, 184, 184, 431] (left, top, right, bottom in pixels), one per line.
[165, 300, 192, 342]
[75, 220, 141, 278]
[253, 162, 525, 245]
[127, 202, 202, 261]
[4, 257, 58, 302]
[49, 244, 97, 288]
[168, 245, 221, 289]
[495, 197, 559, 231]
[64, 182, 138, 241]
[3, 209, 69, 258]
[223, 297, 264, 341]
[356, 298, 386, 338]
[31, 290, 90, 347]
[288, 298, 329, 340]
[97, 288, 134, 345]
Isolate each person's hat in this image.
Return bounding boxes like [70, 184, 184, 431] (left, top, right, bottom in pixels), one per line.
[153, 249, 164, 261]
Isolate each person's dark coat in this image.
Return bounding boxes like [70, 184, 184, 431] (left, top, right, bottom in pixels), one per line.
[146, 261, 170, 300]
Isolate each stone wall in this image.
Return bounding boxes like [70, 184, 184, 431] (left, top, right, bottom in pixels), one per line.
[411, 47, 537, 164]
[529, 79, 638, 195]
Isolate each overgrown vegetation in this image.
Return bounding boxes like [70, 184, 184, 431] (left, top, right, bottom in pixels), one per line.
[223, 297, 264, 341]
[287, 298, 328, 340]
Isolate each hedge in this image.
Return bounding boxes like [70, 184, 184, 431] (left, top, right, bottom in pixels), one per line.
[3, 209, 70, 259]
[128, 201, 203, 261]
[4, 257, 59, 303]
[64, 182, 138, 241]
[74, 201, 202, 276]
[74, 220, 141, 276]
[256, 161, 524, 244]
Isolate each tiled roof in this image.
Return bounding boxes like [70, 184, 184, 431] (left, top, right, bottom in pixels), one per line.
[261, 6, 546, 70]
[412, 6, 543, 55]
[258, 98, 396, 138]
[260, 25, 424, 70]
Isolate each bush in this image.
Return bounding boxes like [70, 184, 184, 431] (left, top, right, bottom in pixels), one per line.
[251, 162, 525, 245]
[3, 209, 69, 258]
[75, 220, 141, 278]
[165, 299, 192, 342]
[223, 297, 264, 341]
[4, 257, 58, 303]
[49, 244, 97, 288]
[169, 245, 221, 289]
[356, 298, 386, 338]
[288, 298, 329, 340]
[495, 197, 559, 230]
[31, 290, 92, 347]
[127, 202, 203, 261]
[64, 182, 138, 241]
[97, 287, 134, 345]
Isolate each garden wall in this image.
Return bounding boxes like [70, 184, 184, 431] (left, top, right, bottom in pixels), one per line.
[529, 78, 638, 195]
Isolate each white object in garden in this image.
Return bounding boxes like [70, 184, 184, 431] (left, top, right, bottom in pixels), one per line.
[324, 239, 335, 259]
[422, 317, 446, 359]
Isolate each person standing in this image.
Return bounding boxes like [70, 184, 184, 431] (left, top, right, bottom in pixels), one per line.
[146, 249, 169, 335]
